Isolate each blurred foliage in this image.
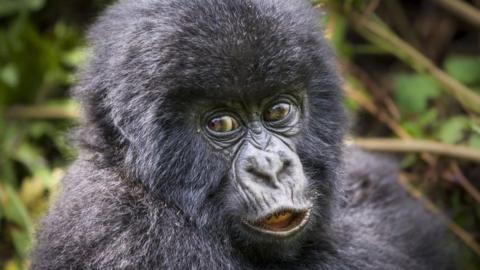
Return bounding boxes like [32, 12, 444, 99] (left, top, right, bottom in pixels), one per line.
[0, 0, 479, 269]
[0, 0, 111, 268]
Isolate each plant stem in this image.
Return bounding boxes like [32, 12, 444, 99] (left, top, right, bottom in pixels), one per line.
[430, 0, 480, 28]
[354, 138, 480, 162]
[5, 104, 80, 120]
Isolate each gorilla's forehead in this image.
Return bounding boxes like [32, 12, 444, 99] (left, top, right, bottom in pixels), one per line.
[87, 0, 335, 102]
[154, 0, 326, 98]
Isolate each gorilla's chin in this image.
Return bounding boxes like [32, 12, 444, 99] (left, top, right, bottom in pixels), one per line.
[233, 218, 315, 264]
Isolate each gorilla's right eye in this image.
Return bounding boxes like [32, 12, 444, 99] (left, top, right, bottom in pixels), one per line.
[207, 115, 239, 133]
[263, 102, 291, 122]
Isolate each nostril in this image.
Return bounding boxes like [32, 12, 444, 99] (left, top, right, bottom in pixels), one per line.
[279, 159, 292, 176]
[247, 168, 273, 183]
[265, 156, 272, 166]
[247, 156, 257, 165]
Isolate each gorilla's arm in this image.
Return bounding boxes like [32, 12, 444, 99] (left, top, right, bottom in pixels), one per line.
[332, 148, 452, 270]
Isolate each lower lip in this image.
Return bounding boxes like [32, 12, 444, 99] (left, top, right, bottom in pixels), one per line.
[242, 209, 311, 237]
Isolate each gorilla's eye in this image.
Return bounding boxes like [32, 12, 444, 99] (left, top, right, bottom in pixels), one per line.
[207, 115, 239, 133]
[263, 103, 291, 122]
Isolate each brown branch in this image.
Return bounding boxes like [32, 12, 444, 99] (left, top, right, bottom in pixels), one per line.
[354, 138, 480, 162]
[5, 104, 80, 120]
[383, 0, 421, 49]
[363, 0, 381, 18]
[449, 163, 480, 204]
[430, 0, 480, 28]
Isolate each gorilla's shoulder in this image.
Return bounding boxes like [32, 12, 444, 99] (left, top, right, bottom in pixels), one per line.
[335, 147, 454, 270]
[32, 155, 236, 269]
[31, 155, 173, 268]
[341, 146, 402, 207]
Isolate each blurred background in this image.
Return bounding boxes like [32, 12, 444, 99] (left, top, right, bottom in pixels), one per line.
[0, 0, 479, 269]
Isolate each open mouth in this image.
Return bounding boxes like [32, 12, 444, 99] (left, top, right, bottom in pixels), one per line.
[243, 208, 311, 237]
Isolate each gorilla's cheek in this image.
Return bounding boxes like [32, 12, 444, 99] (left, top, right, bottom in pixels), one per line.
[228, 135, 312, 239]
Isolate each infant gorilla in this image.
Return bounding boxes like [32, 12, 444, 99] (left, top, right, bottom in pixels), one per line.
[31, 0, 451, 269]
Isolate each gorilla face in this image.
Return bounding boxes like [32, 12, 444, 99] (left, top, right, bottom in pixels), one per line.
[200, 89, 312, 239]
[78, 0, 345, 260]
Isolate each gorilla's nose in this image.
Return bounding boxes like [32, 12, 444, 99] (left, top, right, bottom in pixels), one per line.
[242, 150, 288, 187]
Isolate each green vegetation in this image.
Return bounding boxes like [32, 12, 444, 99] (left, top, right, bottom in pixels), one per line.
[0, 0, 479, 269]
[0, 1, 101, 268]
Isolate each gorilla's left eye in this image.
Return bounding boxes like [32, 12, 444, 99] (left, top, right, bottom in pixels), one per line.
[207, 115, 239, 133]
[263, 103, 291, 122]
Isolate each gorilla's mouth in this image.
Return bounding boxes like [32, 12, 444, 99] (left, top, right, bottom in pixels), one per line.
[243, 208, 311, 237]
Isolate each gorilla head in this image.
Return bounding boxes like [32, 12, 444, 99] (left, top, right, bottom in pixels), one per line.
[75, 0, 345, 261]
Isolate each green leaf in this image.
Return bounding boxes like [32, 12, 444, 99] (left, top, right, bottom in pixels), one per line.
[26, 0, 45, 10]
[3, 259, 22, 270]
[13, 143, 53, 186]
[0, 64, 18, 87]
[444, 55, 480, 86]
[330, 14, 349, 57]
[400, 121, 423, 137]
[0, 184, 33, 233]
[0, 159, 17, 186]
[10, 226, 32, 257]
[400, 154, 418, 168]
[13, 143, 47, 172]
[393, 74, 441, 114]
[437, 116, 469, 144]
[0, 0, 46, 17]
[469, 135, 480, 149]
[417, 108, 438, 128]
[63, 47, 88, 67]
[471, 123, 480, 135]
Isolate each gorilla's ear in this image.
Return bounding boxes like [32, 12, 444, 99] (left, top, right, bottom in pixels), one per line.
[109, 105, 137, 144]
[108, 94, 164, 146]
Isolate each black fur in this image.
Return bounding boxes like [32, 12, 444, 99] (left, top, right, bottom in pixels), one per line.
[31, 0, 451, 269]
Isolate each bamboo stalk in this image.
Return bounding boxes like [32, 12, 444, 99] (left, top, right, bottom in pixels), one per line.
[5, 104, 80, 120]
[354, 138, 480, 162]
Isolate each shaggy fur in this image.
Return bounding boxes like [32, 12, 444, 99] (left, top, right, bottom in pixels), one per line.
[31, 0, 451, 269]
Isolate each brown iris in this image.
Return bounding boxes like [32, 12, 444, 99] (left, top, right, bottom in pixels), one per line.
[207, 115, 239, 133]
[263, 103, 291, 122]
